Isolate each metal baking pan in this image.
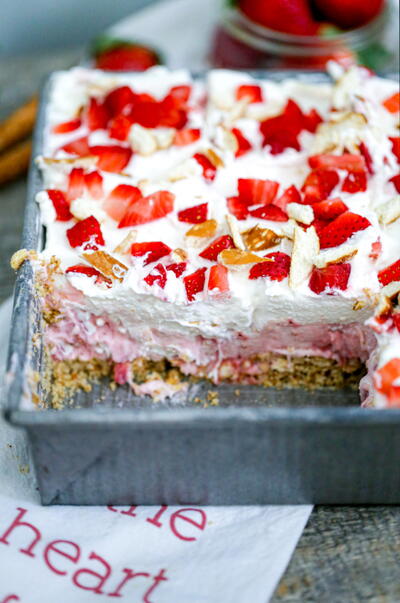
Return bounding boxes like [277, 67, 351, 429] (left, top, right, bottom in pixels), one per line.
[4, 70, 400, 505]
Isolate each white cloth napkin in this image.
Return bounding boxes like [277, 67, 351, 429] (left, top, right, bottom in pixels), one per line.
[0, 298, 312, 602]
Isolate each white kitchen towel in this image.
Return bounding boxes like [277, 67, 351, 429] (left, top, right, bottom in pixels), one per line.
[0, 296, 312, 603]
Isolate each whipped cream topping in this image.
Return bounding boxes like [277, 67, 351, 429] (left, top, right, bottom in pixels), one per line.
[35, 65, 400, 405]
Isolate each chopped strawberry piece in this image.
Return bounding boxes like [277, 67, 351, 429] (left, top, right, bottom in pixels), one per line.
[369, 240, 382, 260]
[208, 264, 229, 293]
[177, 203, 208, 224]
[108, 114, 132, 141]
[260, 99, 304, 154]
[118, 190, 174, 227]
[193, 153, 217, 181]
[173, 128, 201, 146]
[249, 252, 291, 281]
[52, 118, 81, 134]
[304, 108, 323, 133]
[232, 127, 252, 157]
[342, 170, 367, 193]
[382, 92, 400, 114]
[238, 178, 279, 205]
[378, 260, 400, 286]
[236, 84, 263, 103]
[318, 211, 371, 249]
[374, 358, 400, 402]
[47, 189, 72, 221]
[274, 185, 302, 211]
[66, 264, 102, 278]
[165, 85, 191, 106]
[60, 136, 90, 156]
[359, 142, 374, 175]
[103, 184, 141, 221]
[184, 267, 207, 301]
[227, 196, 248, 220]
[131, 241, 171, 266]
[249, 205, 288, 221]
[302, 169, 339, 204]
[313, 197, 348, 221]
[104, 86, 137, 116]
[66, 216, 105, 250]
[311, 218, 330, 236]
[86, 97, 110, 131]
[67, 168, 85, 201]
[389, 137, 400, 163]
[89, 145, 132, 173]
[199, 235, 235, 261]
[95, 43, 159, 71]
[84, 170, 104, 199]
[129, 98, 162, 129]
[390, 174, 400, 193]
[309, 153, 366, 172]
[309, 263, 351, 294]
[166, 262, 187, 277]
[144, 263, 167, 288]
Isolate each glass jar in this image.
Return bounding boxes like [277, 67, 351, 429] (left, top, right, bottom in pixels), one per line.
[210, 2, 395, 71]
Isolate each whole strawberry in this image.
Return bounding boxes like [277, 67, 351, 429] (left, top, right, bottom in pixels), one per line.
[238, 0, 318, 35]
[92, 36, 161, 71]
[313, 0, 384, 29]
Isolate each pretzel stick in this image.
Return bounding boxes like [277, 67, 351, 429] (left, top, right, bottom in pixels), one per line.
[0, 139, 32, 186]
[0, 96, 38, 153]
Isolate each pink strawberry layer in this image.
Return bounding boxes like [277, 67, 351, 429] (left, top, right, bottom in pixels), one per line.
[45, 307, 376, 380]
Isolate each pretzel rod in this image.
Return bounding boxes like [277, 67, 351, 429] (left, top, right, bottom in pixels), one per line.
[0, 139, 32, 186]
[0, 96, 38, 153]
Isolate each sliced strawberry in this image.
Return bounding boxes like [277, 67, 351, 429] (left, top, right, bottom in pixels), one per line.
[199, 235, 235, 261]
[84, 170, 104, 199]
[158, 95, 188, 129]
[104, 86, 137, 116]
[67, 168, 85, 201]
[249, 205, 288, 221]
[312, 218, 330, 237]
[274, 185, 302, 211]
[166, 262, 187, 277]
[383, 92, 400, 114]
[374, 358, 400, 399]
[66, 264, 102, 278]
[309, 263, 351, 294]
[318, 211, 371, 249]
[103, 184, 141, 221]
[183, 267, 207, 301]
[227, 196, 248, 220]
[66, 216, 105, 250]
[95, 43, 160, 71]
[389, 137, 400, 163]
[47, 189, 72, 221]
[131, 241, 171, 266]
[129, 98, 161, 128]
[52, 118, 81, 134]
[86, 97, 110, 131]
[60, 136, 90, 156]
[236, 84, 263, 103]
[239, 0, 318, 35]
[118, 190, 174, 227]
[312, 197, 348, 221]
[208, 264, 229, 293]
[238, 178, 279, 206]
[89, 145, 132, 173]
[249, 252, 291, 281]
[144, 263, 167, 288]
[308, 153, 366, 172]
[390, 174, 400, 193]
[173, 128, 201, 146]
[177, 203, 208, 224]
[232, 127, 252, 157]
[166, 85, 191, 106]
[193, 153, 217, 181]
[304, 108, 323, 133]
[342, 170, 367, 193]
[108, 114, 132, 141]
[302, 169, 339, 204]
[260, 99, 304, 154]
[378, 260, 400, 286]
[359, 142, 374, 175]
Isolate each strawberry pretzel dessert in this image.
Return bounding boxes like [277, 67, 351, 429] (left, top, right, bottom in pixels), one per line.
[16, 64, 399, 407]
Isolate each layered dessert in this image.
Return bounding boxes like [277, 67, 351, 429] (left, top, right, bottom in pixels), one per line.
[14, 64, 400, 407]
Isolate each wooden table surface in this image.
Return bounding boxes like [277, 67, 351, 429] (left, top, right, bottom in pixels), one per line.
[1, 51, 399, 603]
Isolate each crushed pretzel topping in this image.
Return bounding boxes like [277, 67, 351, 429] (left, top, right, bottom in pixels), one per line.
[113, 231, 137, 255]
[287, 202, 314, 225]
[10, 249, 37, 271]
[171, 248, 188, 261]
[218, 249, 271, 266]
[376, 196, 400, 226]
[204, 148, 224, 168]
[129, 124, 157, 156]
[82, 251, 128, 282]
[314, 245, 358, 268]
[186, 219, 217, 238]
[289, 225, 319, 289]
[241, 225, 282, 251]
[226, 214, 245, 250]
